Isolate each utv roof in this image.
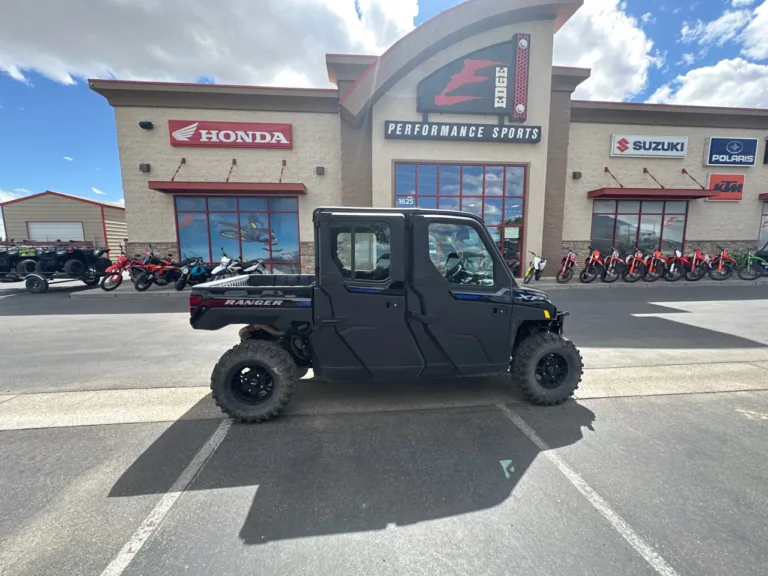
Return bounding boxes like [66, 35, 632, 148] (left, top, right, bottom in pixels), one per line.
[312, 206, 485, 225]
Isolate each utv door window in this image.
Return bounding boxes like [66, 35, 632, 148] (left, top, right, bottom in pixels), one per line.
[331, 223, 391, 281]
[427, 222, 495, 286]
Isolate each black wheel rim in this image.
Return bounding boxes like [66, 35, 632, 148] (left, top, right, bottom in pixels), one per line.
[230, 365, 275, 405]
[535, 353, 570, 390]
[29, 277, 43, 291]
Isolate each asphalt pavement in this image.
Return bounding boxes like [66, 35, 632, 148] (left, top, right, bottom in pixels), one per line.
[1, 284, 767, 575]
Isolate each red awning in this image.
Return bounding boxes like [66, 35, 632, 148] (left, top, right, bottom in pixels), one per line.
[759, 193, 768, 200]
[588, 187, 714, 199]
[148, 181, 307, 194]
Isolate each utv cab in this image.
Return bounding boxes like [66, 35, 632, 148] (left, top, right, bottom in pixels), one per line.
[190, 207, 583, 423]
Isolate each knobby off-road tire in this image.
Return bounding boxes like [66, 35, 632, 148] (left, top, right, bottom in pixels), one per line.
[238, 326, 309, 379]
[16, 259, 37, 275]
[511, 332, 583, 405]
[211, 340, 298, 423]
[100, 273, 123, 291]
[63, 259, 85, 277]
[556, 268, 574, 284]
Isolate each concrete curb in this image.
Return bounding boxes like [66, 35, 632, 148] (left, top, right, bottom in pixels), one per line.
[69, 290, 187, 299]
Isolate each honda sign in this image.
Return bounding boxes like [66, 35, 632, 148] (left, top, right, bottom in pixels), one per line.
[168, 120, 293, 149]
[611, 135, 688, 158]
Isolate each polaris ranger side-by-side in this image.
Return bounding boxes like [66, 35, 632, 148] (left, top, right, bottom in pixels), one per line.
[190, 207, 583, 423]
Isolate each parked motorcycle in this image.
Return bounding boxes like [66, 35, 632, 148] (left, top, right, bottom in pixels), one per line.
[622, 246, 647, 283]
[707, 245, 737, 281]
[210, 250, 267, 280]
[100, 250, 144, 291]
[556, 248, 577, 284]
[684, 247, 710, 281]
[601, 246, 625, 283]
[133, 249, 183, 291]
[175, 257, 215, 290]
[523, 251, 547, 284]
[579, 246, 604, 283]
[642, 249, 666, 282]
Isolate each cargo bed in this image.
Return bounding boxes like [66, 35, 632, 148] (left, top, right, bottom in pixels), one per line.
[189, 274, 314, 331]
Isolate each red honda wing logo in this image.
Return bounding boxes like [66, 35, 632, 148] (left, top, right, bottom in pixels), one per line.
[168, 120, 293, 149]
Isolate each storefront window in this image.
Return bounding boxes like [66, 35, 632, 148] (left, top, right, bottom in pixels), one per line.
[759, 202, 768, 250]
[590, 200, 687, 255]
[394, 162, 526, 275]
[174, 195, 301, 273]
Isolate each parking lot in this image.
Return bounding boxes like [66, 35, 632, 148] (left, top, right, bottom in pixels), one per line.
[1, 284, 767, 576]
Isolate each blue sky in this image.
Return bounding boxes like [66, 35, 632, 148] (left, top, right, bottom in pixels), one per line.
[1, 0, 766, 225]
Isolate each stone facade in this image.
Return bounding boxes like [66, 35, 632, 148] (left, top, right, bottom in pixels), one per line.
[126, 241, 178, 260]
[300, 242, 315, 274]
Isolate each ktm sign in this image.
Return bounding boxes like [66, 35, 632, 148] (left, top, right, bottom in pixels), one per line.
[168, 120, 293, 149]
[707, 173, 745, 201]
[416, 35, 531, 121]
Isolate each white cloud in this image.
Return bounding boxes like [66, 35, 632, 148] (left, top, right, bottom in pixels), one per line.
[62, 156, 73, 161]
[648, 57, 768, 107]
[91, 187, 106, 195]
[741, 1, 768, 59]
[115, 198, 125, 207]
[678, 52, 697, 66]
[641, 12, 656, 25]
[0, 0, 418, 87]
[680, 9, 752, 46]
[554, 0, 659, 101]
[732, 0, 757, 7]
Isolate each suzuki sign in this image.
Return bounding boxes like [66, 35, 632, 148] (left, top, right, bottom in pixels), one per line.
[611, 135, 688, 158]
[705, 137, 758, 166]
[168, 120, 293, 149]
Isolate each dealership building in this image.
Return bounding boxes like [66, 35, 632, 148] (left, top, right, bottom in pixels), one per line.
[90, 0, 768, 275]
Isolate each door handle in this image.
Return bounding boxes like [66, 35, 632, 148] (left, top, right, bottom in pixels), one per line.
[408, 310, 438, 324]
[493, 307, 506, 315]
[320, 317, 347, 326]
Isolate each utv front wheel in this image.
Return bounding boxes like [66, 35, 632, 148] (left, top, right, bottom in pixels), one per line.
[511, 332, 583, 405]
[210, 340, 297, 423]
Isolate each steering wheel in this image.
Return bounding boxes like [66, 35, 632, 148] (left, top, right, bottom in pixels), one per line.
[444, 252, 464, 281]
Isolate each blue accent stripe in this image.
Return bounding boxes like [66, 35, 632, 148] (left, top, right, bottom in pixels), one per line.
[296, 300, 312, 307]
[454, 293, 484, 301]
[347, 287, 383, 294]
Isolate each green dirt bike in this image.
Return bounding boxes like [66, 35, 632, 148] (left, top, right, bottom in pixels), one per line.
[735, 247, 768, 280]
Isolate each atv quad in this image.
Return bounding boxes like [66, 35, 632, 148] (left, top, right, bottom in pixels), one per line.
[190, 207, 583, 423]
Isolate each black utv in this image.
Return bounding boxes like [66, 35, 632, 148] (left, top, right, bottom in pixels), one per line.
[190, 207, 583, 423]
[32, 245, 112, 279]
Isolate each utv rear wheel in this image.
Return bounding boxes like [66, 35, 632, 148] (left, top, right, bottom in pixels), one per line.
[210, 340, 297, 423]
[511, 332, 583, 405]
[63, 258, 85, 277]
[16, 259, 37, 275]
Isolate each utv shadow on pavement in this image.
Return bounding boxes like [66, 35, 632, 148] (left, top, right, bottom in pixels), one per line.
[110, 392, 595, 545]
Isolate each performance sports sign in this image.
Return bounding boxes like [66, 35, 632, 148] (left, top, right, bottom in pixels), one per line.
[611, 135, 688, 158]
[168, 120, 293, 149]
[384, 121, 541, 144]
[705, 137, 758, 166]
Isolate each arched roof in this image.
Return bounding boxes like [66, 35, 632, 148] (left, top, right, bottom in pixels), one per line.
[339, 0, 582, 125]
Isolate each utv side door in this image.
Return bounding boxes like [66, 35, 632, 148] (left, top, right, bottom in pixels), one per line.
[310, 212, 424, 381]
[407, 214, 514, 377]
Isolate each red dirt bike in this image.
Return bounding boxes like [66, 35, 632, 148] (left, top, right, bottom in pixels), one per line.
[622, 246, 647, 283]
[707, 245, 737, 281]
[99, 253, 145, 291]
[579, 246, 604, 283]
[642, 249, 667, 282]
[684, 247, 711, 281]
[663, 249, 689, 282]
[134, 249, 182, 292]
[601, 246, 625, 283]
[556, 248, 578, 284]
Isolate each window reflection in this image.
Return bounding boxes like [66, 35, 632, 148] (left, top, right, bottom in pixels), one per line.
[590, 200, 688, 255]
[462, 166, 483, 196]
[177, 212, 210, 260]
[439, 165, 461, 196]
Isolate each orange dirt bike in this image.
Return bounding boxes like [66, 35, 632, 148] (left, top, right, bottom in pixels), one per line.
[642, 249, 667, 282]
[556, 248, 578, 284]
[579, 246, 604, 283]
[707, 245, 737, 281]
[684, 247, 712, 281]
[622, 246, 647, 283]
[601, 246, 626, 283]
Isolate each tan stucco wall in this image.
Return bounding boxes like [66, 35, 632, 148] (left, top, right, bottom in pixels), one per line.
[371, 19, 556, 257]
[1, 195, 104, 243]
[113, 107, 342, 243]
[564, 122, 767, 243]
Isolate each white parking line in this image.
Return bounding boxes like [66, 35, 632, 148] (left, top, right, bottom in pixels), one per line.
[99, 418, 233, 576]
[497, 404, 680, 576]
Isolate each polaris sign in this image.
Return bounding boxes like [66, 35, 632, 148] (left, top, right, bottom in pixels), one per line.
[611, 135, 688, 158]
[706, 137, 758, 166]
